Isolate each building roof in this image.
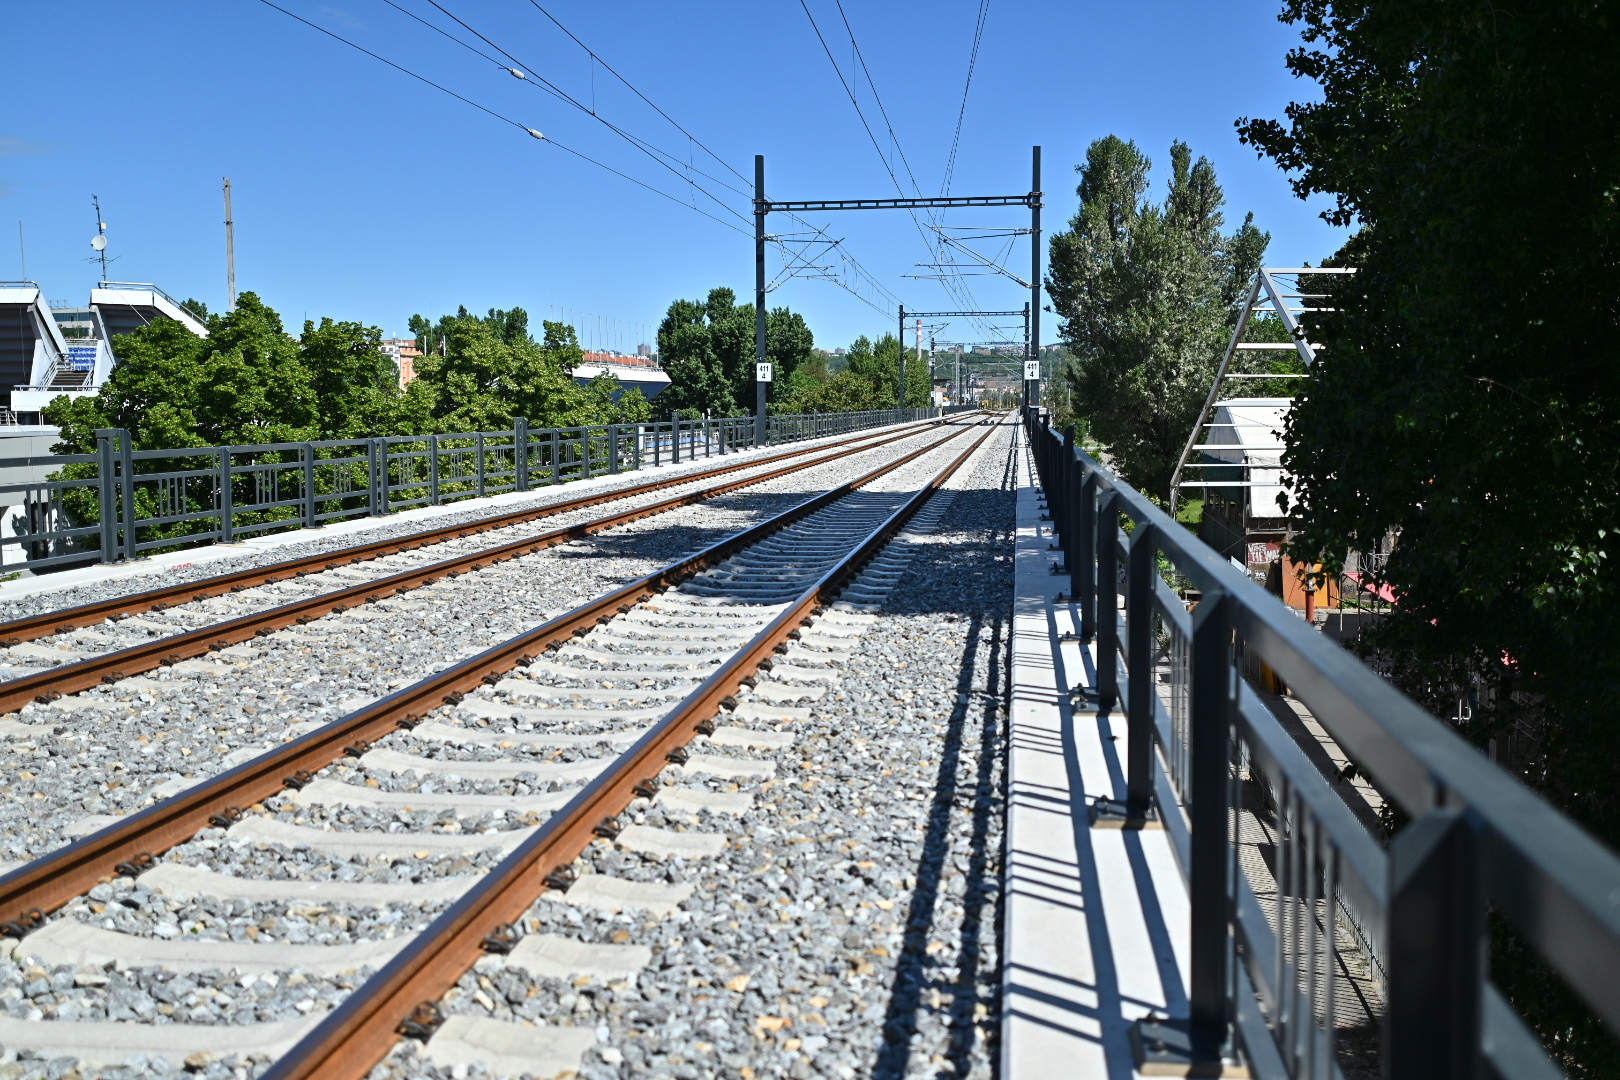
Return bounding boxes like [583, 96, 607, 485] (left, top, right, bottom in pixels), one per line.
[1205, 398, 1290, 517]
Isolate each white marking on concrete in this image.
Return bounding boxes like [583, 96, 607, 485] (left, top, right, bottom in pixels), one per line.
[506, 934, 652, 983]
[24, 920, 409, 976]
[143, 863, 474, 906]
[614, 824, 726, 860]
[423, 1015, 597, 1079]
[560, 875, 693, 916]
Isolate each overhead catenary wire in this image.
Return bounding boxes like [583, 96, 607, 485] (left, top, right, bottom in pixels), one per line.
[255, 0, 753, 236]
[797, 0, 992, 333]
[504, 0, 907, 317]
[409, 0, 754, 226]
[941, 0, 990, 199]
[261, 0, 908, 318]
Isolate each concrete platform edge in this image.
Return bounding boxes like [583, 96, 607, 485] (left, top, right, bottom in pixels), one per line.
[999, 425, 1192, 1080]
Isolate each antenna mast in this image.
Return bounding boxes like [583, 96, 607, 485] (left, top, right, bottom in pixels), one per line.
[223, 178, 237, 311]
[90, 195, 109, 281]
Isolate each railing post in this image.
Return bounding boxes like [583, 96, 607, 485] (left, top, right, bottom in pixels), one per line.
[218, 447, 234, 542]
[429, 434, 441, 505]
[549, 427, 560, 485]
[514, 417, 529, 491]
[673, 417, 682, 464]
[1125, 520, 1157, 818]
[369, 438, 387, 515]
[1187, 590, 1235, 1063]
[1077, 471, 1097, 640]
[475, 432, 486, 498]
[1096, 490, 1121, 710]
[95, 429, 118, 563]
[118, 432, 135, 560]
[302, 443, 318, 529]
[1386, 808, 1484, 1080]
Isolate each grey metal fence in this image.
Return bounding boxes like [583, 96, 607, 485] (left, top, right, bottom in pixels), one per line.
[1026, 408, 1618, 1080]
[0, 408, 936, 571]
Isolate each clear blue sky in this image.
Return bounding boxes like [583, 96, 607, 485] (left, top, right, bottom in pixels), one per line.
[4, 0, 1343, 353]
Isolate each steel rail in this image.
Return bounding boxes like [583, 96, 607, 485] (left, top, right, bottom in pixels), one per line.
[0, 416, 958, 647]
[261, 417, 1002, 1080]
[0, 419, 973, 715]
[0, 420, 986, 930]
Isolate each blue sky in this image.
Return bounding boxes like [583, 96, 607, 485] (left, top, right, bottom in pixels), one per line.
[4, 1, 1344, 353]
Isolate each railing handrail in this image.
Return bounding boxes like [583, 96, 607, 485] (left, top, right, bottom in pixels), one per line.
[1025, 406, 1620, 1079]
[0, 407, 939, 573]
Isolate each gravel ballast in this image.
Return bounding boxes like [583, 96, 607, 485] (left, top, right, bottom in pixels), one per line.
[0, 425, 967, 864]
[0, 420, 1009, 1080]
[372, 420, 1017, 1080]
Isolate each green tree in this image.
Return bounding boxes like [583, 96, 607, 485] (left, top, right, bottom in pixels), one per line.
[656, 290, 744, 419]
[1238, 5, 1620, 1071]
[44, 292, 398, 452]
[1047, 136, 1269, 500]
[399, 310, 598, 431]
[654, 288, 816, 418]
[847, 334, 904, 407]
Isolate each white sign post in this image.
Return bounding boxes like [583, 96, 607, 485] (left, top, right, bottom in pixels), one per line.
[756, 363, 774, 383]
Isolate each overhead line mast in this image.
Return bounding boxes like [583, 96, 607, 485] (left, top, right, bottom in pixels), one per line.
[750, 147, 1043, 440]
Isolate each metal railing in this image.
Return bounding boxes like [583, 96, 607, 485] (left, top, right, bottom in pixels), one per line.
[0, 408, 936, 571]
[1025, 408, 1619, 1080]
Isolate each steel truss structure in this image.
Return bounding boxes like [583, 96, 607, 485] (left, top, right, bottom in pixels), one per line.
[1168, 268, 1358, 514]
[750, 148, 1045, 444]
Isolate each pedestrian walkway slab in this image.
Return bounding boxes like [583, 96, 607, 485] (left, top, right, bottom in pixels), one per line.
[1001, 426, 1191, 1080]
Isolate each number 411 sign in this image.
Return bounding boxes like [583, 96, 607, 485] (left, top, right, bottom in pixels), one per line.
[756, 363, 773, 383]
[1024, 360, 1041, 381]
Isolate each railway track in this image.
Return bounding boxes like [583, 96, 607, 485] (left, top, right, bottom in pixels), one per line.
[0, 418, 978, 876]
[0, 416, 1003, 1079]
[0, 415, 958, 651]
[0, 417, 970, 717]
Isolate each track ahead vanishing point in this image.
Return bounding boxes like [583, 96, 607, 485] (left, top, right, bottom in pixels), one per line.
[0, 415, 1005, 1080]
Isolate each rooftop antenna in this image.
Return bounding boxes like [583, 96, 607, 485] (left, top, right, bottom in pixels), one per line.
[89, 195, 110, 281]
[223, 178, 237, 311]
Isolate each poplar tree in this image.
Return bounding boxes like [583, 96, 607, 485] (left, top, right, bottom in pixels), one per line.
[1046, 137, 1269, 500]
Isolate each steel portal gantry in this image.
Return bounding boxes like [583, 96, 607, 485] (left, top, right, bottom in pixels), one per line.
[751, 148, 1043, 444]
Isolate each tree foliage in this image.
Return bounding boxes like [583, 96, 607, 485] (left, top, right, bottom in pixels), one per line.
[402, 306, 648, 431]
[1238, 2, 1620, 1072]
[45, 293, 400, 453]
[654, 288, 814, 419]
[1047, 136, 1269, 500]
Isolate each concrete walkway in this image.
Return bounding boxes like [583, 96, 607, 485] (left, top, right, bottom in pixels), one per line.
[1001, 425, 1191, 1079]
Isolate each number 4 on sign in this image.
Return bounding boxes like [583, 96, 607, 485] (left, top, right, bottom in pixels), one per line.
[1024, 360, 1041, 381]
[756, 363, 773, 383]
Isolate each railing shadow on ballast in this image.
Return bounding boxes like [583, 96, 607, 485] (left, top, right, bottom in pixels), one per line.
[0, 408, 936, 572]
[1024, 407, 1619, 1080]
